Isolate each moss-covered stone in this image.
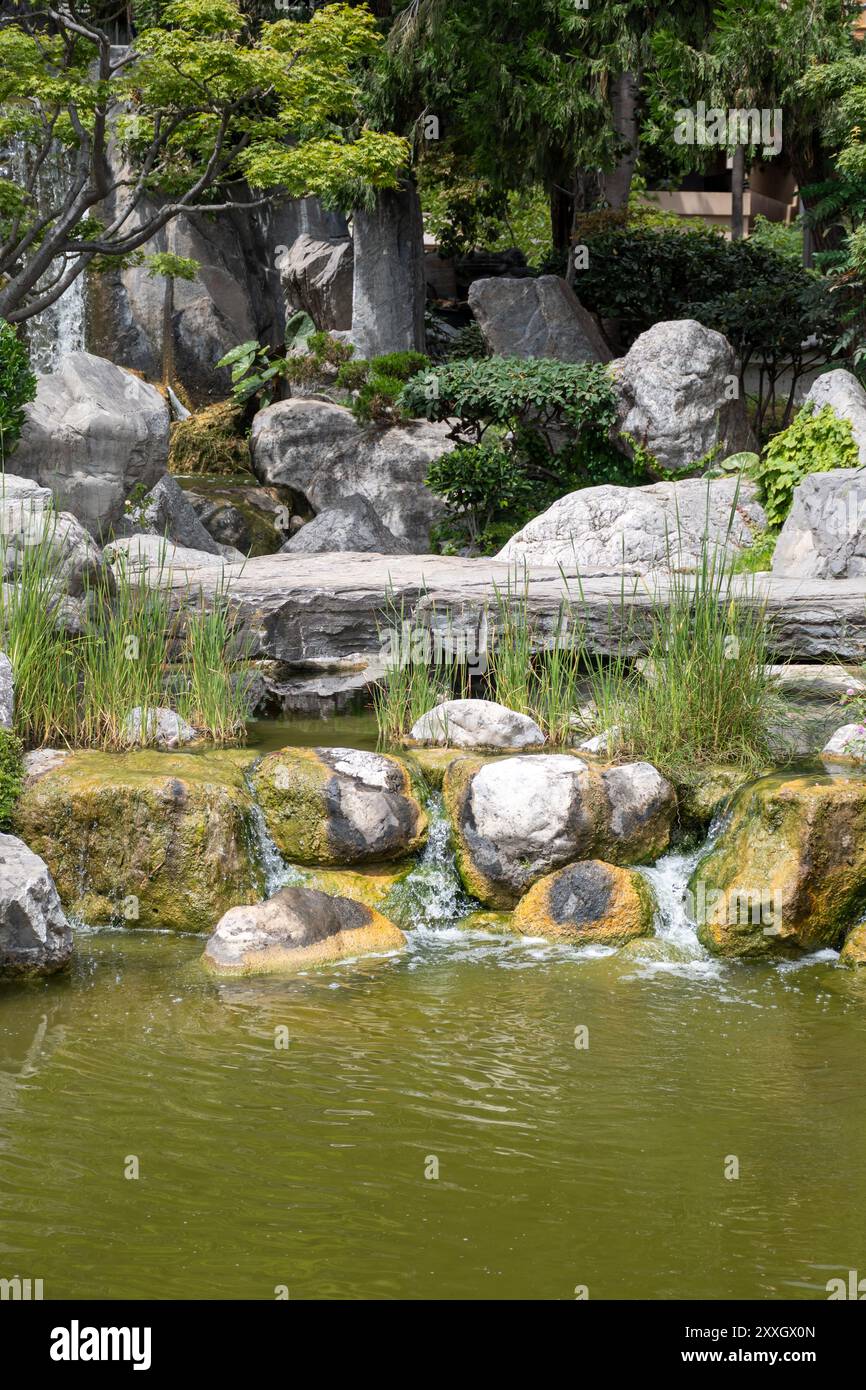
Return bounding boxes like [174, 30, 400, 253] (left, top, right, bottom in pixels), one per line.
[298, 862, 413, 913]
[457, 909, 515, 933]
[839, 923, 866, 967]
[203, 886, 406, 976]
[691, 771, 866, 958]
[674, 763, 756, 831]
[401, 746, 476, 790]
[512, 860, 655, 945]
[252, 746, 427, 866]
[443, 753, 674, 908]
[13, 750, 262, 932]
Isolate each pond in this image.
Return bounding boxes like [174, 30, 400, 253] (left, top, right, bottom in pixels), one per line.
[1, 723, 865, 1301]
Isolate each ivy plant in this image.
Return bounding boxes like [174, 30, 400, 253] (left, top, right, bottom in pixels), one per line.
[752, 403, 859, 529]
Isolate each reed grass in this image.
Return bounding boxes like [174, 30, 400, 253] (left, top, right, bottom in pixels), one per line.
[0, 509, 250, 749]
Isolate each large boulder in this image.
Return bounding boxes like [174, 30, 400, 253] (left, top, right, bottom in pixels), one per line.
[690, 771, 866, 957]
[468, 275, 611, 362]
[410, 698, 545, 750]
[203, 886, 405, 976]
[772, 468, 866, 579]
[443, 754, 674, 907]
[281, 494, 410, 555]
[612, 320, 756, 473]
[0, 833, 73, 978]
[497, 476, 765, 573]
[0, 480, 106, 597]
[278, 233, 353, 331]
[250, 398, 451, 550]
[512, 859, 655, 945]
[801, 370, 866, 464]
[13, 750, 261, 932]
[123, 474, 225, 557]
[251, 746, 428, 866]
[184, 481, 291, 556]
[11, 352, 169, 534]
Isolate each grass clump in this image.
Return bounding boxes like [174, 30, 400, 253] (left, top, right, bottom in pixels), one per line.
[168, 401, 252, 477]
[0, 729, 24, 826]
[0, 519, 251, 750]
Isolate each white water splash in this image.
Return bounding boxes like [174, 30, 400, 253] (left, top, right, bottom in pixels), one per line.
[246, 799, 304, 896]
[387, 794, 473, 933]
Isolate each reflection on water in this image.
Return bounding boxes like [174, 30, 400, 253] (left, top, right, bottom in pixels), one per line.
[1, 923, 865, 1301]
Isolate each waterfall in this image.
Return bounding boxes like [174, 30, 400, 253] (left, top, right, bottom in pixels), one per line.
[1, 138, 86, 371]
[246, 798, 305, 897]
[637, 812, 727, 960]
[385, 794, 473, 932]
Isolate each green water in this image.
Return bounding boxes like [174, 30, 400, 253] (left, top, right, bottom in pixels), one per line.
[2, 923, 865, 1300]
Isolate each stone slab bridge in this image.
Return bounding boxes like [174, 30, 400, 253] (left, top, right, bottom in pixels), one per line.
[128, 545, 866, 673]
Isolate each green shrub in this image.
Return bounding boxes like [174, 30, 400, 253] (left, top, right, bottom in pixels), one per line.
[0, 728, 24, 827]
[427, 443, 535, 553]
[752, 404, 859, 528]
[0, 319, 36, 464]
[335, 358, 370, 391]
[353, 373, 410, 425]
[340, 352, 431, 425]
[216, 323, 352, 411]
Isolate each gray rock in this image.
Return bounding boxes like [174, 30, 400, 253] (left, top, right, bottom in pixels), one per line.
[497, 476, 766, 573]
[203, 886, 405, 976]
[122, 707, 198, 749]
[772, 468, 866, 579]
[350, 183, 426, 358]
[0, 833, 72, 978]
[278, 233, 353, 331]
[250, 398, 451, 550]
[821, 723, 866, 761]
[104, 534, 235, 577]
[802, 370, 866, 464]
[130, 474, 225, 556]
[410, 698, 545, 749]
[613, 319, 756, 473]
[600, 762, 677, 860]
[281, 494, 410, 555]
[1, 504, 106, 597]
[12, 352, 169, 534]
[769, 664, 866, 700]
[23, 749, 70, 783]
[468, 275, 611, 362]
[0, 653, 13, 731]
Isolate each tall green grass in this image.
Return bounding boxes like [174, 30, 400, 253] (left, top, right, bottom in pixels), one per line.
[0, 511, 250, 749]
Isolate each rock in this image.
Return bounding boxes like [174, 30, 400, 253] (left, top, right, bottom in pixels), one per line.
[13, 750, 261, 932]
[278, 233, 354, 330]
[121, 707, 198, 750]
[281, 494, 410, 555]
[0, 833, 72, 978]
[104, 534, 233, 576]
[250, 398, 451, 550]
[22, 749, 70, 783]
[690, 771, 866, 957]
[676, 764, 752, 830]
[576, 729, 618, 755]
[839, 923, 866, 967]
[821, 724, 866, 762]
[511, 859, 655, 945]
[770, 664, 866, 700]
[203, 886, 405, 976]
[802, 369, 866, 464]
[601, 761, 677, 864]
[496, 476, 765, 573]
[772, 468, 866, 579]
[612, 320, 756, 473]
[0, 503, 106, 598]
[11, 352, 169, 534]
[251, 746, 427, 866]
[128, 474, 225, 556]
[350, 184, 426, 359]
[410, 698, 545, 750]
[298, 863, 411, 914]
[0, 653, 13, 731]
[443, 753, 674, 908]
[468, 275, 611, 362]
[182, 481, 291, 556]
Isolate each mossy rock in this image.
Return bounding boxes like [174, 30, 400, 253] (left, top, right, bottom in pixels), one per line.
[251, 746, 427, 866]
[839, 924, 866, 968]
[203, 886, 406, 976]
[168, 401, 252, 477]
[691, 771, 866, 958]
[457, 909, 516, 933]
[443, 753, 674, 909]
[512, 860, 655, 945]
[674, 763, 757, 830]
[298, 862, 413, 914]
[401, 746, 477, 790]
[13, 750, 262, 932]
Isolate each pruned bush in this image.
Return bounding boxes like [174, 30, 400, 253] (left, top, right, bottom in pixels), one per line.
[750, 403, 859, 528]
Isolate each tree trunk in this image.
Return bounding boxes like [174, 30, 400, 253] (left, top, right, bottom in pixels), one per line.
[351, 180, 426, 358]
[730, 144, 746, 241]
[601, 71, 640, 210]
[549, 183, 574, 259]
[161, 274, 175, 386]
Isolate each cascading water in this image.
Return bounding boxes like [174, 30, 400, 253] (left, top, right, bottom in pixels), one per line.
[385, 793, 473, 932]
[1, 138, 86, 372]
[246, 797, 305, 896]
[636, 811, 728, 970]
